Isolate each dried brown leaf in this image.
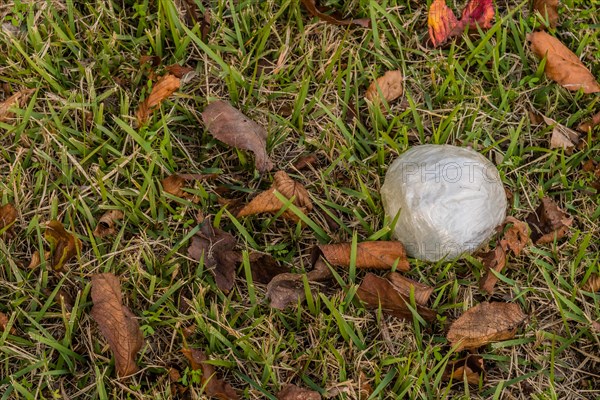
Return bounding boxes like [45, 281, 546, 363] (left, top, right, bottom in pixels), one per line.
[442, 354, 485, 385]
[91, 273, 143, 377]
[136, 74, 181, 125]
[577, 110, 600, 133]
[277, 383, 321, 400]
[166, 64, 195, 79]
[385, 272, 433, 306]
[0, 88, 35, 122]
[94, 210, 124, 238]
[582, 273, 600, 293]
[237, 171, 312, 222]
[526, 197, 573, 244]
[300, 0, 370, 28]
[356, 273, 437, 322]
[0, 311, 16, 335]
[528, 31, 600, 94]
[541, 115, 580, 151]
[248, 252, 290, 284]
[358, 371, 373, 400]
[447, 302, 527, 351]
[182, 348, 239, 400]
[0, 203, 18, 234]
[293, 154, 319, 170]
[306, 257, 333, 282]
[27, 250, 42, 270]
[162, 174, 206, 200]
[533, 0, 559, 28]
[187, 221, 239, 293]
[44, 221, 82, 271]
[316, 241, 409, 271]
[140, 55, 161, 67]
[500, 216, 530, 256]
[478, 246, 507, 294]
[202, 100, 273, 172]
[365, 71, 403, 109]
[266, 273, 307, 309]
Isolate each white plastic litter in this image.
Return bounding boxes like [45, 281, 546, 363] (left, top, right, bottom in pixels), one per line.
[381, 145, 507, 262]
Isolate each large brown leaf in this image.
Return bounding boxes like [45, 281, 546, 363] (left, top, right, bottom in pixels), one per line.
[316, 241, 409, 271]
[533, 0, 559, 28]
[386, 272, 433, 306]
[428, 0, 494, 47]
[44, 221, 82, 271]
[182, 348, 239, 399]
[0, 88, 35, 122]
[93, 210, 124, 238]
[237, 171, 312, 222]
[0, 203, 18, 234]
[188, 221, 239, 293]
[442, 354, 485, 385]
[528, 31, 600, 94]
[136, 74, 181, 125]
[365, 71, 403, 109]
[300, 0, 369, 28]
[447, 302, 527, 351]
[277, 383, 321, 400]
[356, 273, 437, 322]
[90, 273, 143, 377]
[526, 197, 573, 244]
[202, 100, 273, 172]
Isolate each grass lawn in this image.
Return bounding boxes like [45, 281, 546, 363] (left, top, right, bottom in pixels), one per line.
[1, 0, 599, 398]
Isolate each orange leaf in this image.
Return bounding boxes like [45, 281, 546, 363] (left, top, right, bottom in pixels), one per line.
[528, 31, 600, 94]
[428, 0, 459, 47]
[300, 0, 370, 28]
[316, 241, 410, 271]
[90, 273, 144, 377]
[182, 348, 239, 400]
[442, 354, 485, 385]
[460, 0, 494, 29]
[386, 272, 433, 306]
[500, 216, 530, 256]
[365, 71, 404, 109]
[0, 203, 18, 234]
[0, 88, 35, 122]
[0, 311, 16, 335]
[533, 0, 559, 28]
[44, 221, 82, 271]
[582, 273, 600, 293]
[135, 74, 181, 125]
[161, 173, 209, 200]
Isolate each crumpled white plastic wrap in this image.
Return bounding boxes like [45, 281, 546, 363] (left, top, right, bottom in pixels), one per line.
[381, 145, 507, 261]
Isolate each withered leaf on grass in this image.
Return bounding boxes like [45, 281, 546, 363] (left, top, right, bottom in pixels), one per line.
[188, 221, 239, 293]
[165, 64, 195, 79]
[533, 0, 559, 28]
[0, 311, 16, 335]
[577, 110, 600, 133]
[365, 71, 403, 109]
[447, 302, 527, 351]
[300, 0, 370, 28]
[540, 115, 580, 151]
[528, 31, 600, 94]
[442, 355, 485, 385]
[91, 273, 144, 377]
[582, 273, 600, 293]
[248, 253, 290, 285]
[525, 197, 573, 244]
[136, 74, 181, 125]
[45, 221, 82, 271]
[386, 272, 433, 306]
[356, 273, 437, 322]
[266, 273, 307, 310]
[277, 383, 322, 400]
[0, 203, 18, 233]
[500, 217, 530, 256]
[202, 100, 274, 172]
[237, 171, 312, 222]
[316, 241, 410, 271]
[162, 173, 211, 200]
[0, 88, 35, 122]
[182, 348, 239, 400]
[478, 246, 507, 294]
[93, 210, 124, 238]
[428, 0, 494, 47]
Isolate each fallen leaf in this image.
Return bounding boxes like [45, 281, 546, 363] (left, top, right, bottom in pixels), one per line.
[533, 0, 559, 28]
[478, 246, 507, 294]
[442, 354, 485, 385]
[306, 257, 333, 282]
[166, 64, 195, 79]
[202, 100, 274, 172]
[500, 217, 530, 256]
[0, 311, 16, 335]
[316, 241, 409, 271]
[0, 88, 35, 122]
[293, 154, 319, 170]
[356, 273, 437, 322]
[428, 0, 494, 47]
[135, 74, 181, 125]
[200, 10, 211, 40]
[0, 203, 18, 234]
[93, 210, 124, 238]
[447, 302, 527, 351]
[528, 31, 600, 94]
[266, 273, 307, 309]
[43, 287, 75, 312]
[140, 55, 161, 67]
[300, 0, 370, 28]
[525, 197, 573, 244]
[44, 221, 82, 271]
[188, 221, 239, 293]
[592, 321, 600, 333]
[27, 251, 42, 270]
[182, 348, 239, 400]
[162, 174, 206, 200]
[277, 383, 321, 400]
[581, 159, 600, 192]
[237, 171, 312, 222]
[358, 371, 373, 400]
[365, 71, 403, 109]
[386, 272, 433, 306]
[90, 273, 144, 377]
[577, 110, 600, 133]
[582, 273, 600, 293]
[168, 367, 188, 397]
[541, 115, 580, 151]
[248, 252, 290, 284]
[459, 0, 494, 29]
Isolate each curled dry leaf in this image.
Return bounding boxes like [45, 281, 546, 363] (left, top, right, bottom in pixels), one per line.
[386, 272, 433, 306]
[0, 311, 16, 335]
[356, 273, 437, 322]
[91, 273, 144, 377]
[533, 0, 559, 28]
[528, 31, 600, 94]
[442, 354, 485, 385]
[428, 0, 494, 47]
[277, 383, 321, 400]
[316, 241, 409, 271]
[27, 250, 42, 270]
[93, 210, 124, 238]
[0, 88, 35, 122]
[187, 221, 239, 293]
[300, 0, 370, 28]
[582, 273, 600, 293]
[526, 197, 573, 244]
[135, 74, 181, 125]
[478, 246, 507, 294]
[44, 221, 82, 271]
[500, 217, 530, 256]
[248, 252, 290, 284]
[0, 203, 18, 234]
[447, 302, 527, 351]
[202, 100, 274, 172]
[365, 71, 403, 110]
[577, 110, 600, 133]
[237, 171, 312, 222]
[182, 348, 239, 400]
[266, 273, 307, 309]
[540, 115, 580, 151]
